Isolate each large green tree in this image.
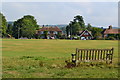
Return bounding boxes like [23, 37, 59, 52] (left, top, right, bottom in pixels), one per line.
[13, 15, 39, 39]
[66, 15, 86, 36]
[74, 15, 85, 29]
[0, 13, 7, 37]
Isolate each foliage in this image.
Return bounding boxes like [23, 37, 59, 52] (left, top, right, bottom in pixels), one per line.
[66, 25, 70, 36]
[72, 22, 81, 35]
[91, 27, 103, 39]
[7, 24, 13, 36]
[108, 37, 116, 40]
[43, 30, 48, 39]
[107, 34, 120, 40]
[0, 13, 7, 37]
[60, 35, 67, 39]
[86, 23, 92, 31]
[56, 32, 62, 39]
[13, 15, 39, 39]
[66, 15, 86, 36]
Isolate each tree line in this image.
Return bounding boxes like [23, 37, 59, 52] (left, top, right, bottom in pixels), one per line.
[0, 13, 39, 39]
[0, 13, 114, 40]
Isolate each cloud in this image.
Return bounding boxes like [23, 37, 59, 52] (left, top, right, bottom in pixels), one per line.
[2, 0, 119, 2]
[2, 2, 118, 27]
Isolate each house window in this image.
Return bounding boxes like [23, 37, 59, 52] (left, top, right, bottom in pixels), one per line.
[41, 31, 43, 34]
[50, 31, 54, 33]
[48, 31, 50, 34]
[55, 31, 58, 34]
[84, 33, 88, 35]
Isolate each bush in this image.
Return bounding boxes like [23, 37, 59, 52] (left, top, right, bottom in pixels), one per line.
[65, 60, 76, 68]
[76, 37, 80, 40]
[105, 37, 116, 40]
[108, 37, 116, 40]
[95, 37, 105, 40]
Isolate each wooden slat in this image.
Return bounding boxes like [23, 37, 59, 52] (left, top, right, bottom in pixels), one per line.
[78, 50, 80, 60]
[86, 50, 88, 60]
[89, 50, 91, 60]
[100, 50, 103, 60]
[80, 51, 82, 61]
[97, 50, 100, 60]
[83, 50, 86, 60]
[103, 50, 105, 60]
[94, 50, 97, 60]
[92, 50, 94, 60]
[106, 50, 109, 60]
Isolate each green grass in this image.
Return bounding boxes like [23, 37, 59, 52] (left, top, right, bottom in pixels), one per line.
[2, 39, 119, 78]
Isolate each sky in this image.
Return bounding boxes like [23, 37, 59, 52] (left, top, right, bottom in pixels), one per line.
[1, 1, 119, 28]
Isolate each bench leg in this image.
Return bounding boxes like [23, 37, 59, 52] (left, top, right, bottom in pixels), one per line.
[109, 60, 112, 64]
[72, 60, 76, 63]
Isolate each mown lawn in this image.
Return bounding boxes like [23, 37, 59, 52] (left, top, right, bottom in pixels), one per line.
[2, 39, 119, 78]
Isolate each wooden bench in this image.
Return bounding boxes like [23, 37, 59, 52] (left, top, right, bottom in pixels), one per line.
[71, 48, 114, 64]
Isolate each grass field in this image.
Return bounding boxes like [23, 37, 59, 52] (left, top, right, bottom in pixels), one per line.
[2, 39, 119, 78]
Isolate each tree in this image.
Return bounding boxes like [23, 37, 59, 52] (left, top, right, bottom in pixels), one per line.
[13, 15, 39, 39]
[66, 25, 70, 36]
[74, 15, 86, 29]
[7, 24, 13, 36]
[91, 27, 103, 39]
[43, 31, 48, 39]
[72, 22, 80, 35]
[0, 13, 7, 37]
[66, 15, 86, 37]
[87, 23, 92, 31]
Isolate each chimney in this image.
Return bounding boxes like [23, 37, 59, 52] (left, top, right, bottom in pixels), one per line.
[108, 25, 112, 29]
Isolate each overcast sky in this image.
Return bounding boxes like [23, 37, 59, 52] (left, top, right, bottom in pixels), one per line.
[2, 2, 118, 27]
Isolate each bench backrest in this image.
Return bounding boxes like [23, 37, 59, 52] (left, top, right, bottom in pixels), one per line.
[72, 48, 114, 64]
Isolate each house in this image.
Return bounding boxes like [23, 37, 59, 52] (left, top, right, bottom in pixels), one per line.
[78, 29, 93, 40]
[37, 26, 62, 39]
[102, 25, 120, 39]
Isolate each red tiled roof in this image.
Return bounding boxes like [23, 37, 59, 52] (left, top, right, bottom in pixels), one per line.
[104, 29, 120, 34]
[38, 26, 62, 32]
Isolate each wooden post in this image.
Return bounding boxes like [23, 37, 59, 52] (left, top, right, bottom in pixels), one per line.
[71, 53, 76, 63]
[110, 48, 114, 64]
[106, 50, 109, 64]
[76, 48, 78, 61]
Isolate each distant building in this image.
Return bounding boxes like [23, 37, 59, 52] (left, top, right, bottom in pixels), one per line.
[37, 26, 62, 39]
[102, 25, 120, 38]
[78, 29, 93, 40]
